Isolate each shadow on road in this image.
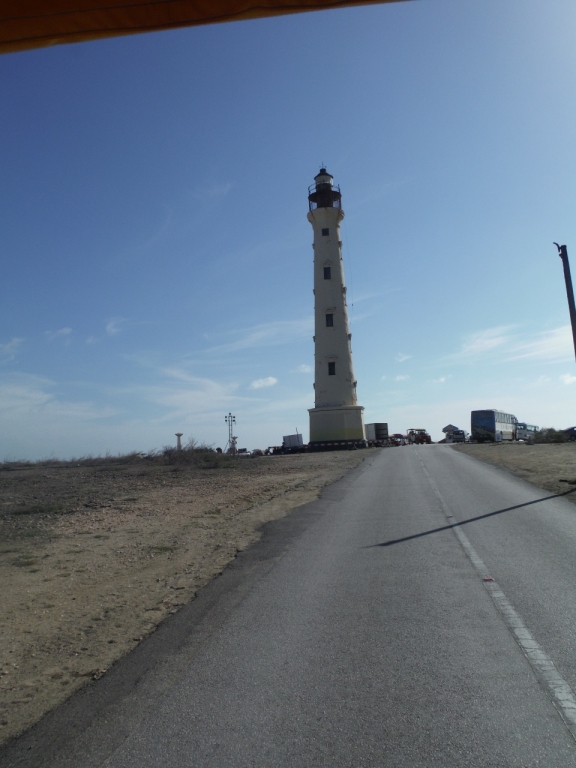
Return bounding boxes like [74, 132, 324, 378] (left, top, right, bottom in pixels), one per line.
[365, 487, 576, 549]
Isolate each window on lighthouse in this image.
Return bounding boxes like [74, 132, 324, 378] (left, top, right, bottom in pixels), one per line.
[325, 314, 334, 327]
[323, 267, 331, 279]
[322, 228, 329, 236]
[328, 362, 336, 375]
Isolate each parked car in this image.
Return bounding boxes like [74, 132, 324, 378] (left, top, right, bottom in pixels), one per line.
[565, 427, 576, 441]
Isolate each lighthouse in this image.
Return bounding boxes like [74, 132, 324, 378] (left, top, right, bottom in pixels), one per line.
[307, 169, 365, 450]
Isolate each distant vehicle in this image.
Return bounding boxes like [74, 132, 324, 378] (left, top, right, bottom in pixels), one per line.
[407, 429, 432, 445]
[390, 433, 406, 446]
[446, 429, 466, 443]
[283, 433, 304, 449]
[471, 410, 517, 442]
[515, 422, 538, 442]
[565, 427, 576, 441]
[442, 424, 466, 443]
[365, 423, 389, 443]
[267, 434, 308, 455]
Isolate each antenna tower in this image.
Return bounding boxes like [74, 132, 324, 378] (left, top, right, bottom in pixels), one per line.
[225, 412, 237, 455]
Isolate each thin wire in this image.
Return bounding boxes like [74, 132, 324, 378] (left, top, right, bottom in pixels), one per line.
[342, 217, 354, 321]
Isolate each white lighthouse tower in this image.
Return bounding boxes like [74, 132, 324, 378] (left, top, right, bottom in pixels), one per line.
[307, 169, 365, 450]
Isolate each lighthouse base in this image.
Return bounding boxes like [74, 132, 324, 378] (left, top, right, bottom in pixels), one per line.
[308, 405, 366, 451]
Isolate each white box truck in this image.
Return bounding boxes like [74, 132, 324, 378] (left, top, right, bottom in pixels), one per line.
[283, 434, 304, 448]
[365, 423, 389, 442]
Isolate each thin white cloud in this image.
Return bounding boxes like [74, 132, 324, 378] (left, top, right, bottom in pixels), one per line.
[446, 324, 573, 365]
[115, 364, 248, 405]
[396, 353, 412, 363]
[137, 368, 246, 412]
[160, 367, 211, 384]
[106, 318, 126, 336]
[143, 380, 241, 413]
[461, 325, 515, 356]
[432, 376, 450, 383]
[560, 373, 576, 385]
[395, 375, 409, 382]
[194, 182, 232, 200]
[352, 289, 399, 304]
[0, 373, 54, 411]
[295, 364, 312, 374]
[108, 368, 276, 432]
[118, 373, 293, 413]
[250, 377, 278, 389]
[0, 337, 24, 362]
[0, 373, 118, 420]
[508, 326, 574, 362]
[444, 325, 574, 362]
[1, 337, 24, 354]
[204, 317, 313, 355]
[46, 327, 72, 342]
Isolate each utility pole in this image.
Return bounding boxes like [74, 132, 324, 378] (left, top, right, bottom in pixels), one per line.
[225, 413, 237, 455]
[554, 243, 576, 362]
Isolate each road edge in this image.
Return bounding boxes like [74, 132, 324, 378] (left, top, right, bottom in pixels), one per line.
[0, 451, 379, 768]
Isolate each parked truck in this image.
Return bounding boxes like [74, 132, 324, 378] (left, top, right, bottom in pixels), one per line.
[266, 433, 307, 455]
[446, 429, 466, 443]
[365, 423, 389, 444]
[442, 424, 466, 443]
[283, 433, 304, 449]
[407, 428, 432, 445]
[272, 433, 306, 454]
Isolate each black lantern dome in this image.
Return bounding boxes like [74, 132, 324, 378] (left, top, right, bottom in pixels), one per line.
[308, 168, 342, 211]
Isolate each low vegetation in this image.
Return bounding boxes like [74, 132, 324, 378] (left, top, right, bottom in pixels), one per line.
[533, 428, 569, 444]
[454, 442, 576, 498]
[0, 446, 370, 747]
[0, 441, 233, 475]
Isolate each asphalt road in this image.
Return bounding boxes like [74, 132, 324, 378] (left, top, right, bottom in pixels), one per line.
[5, 445, 576, 767]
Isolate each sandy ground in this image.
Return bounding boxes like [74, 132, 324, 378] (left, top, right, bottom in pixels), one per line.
[0, 450, 371, 746]
[454, 442, 576, 499]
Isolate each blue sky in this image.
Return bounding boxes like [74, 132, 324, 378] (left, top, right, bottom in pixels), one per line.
[1, 0, 576, 459]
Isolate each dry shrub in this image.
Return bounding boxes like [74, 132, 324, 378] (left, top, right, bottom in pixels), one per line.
[0, 440, 232, 472]
[534, 428, 569, 444]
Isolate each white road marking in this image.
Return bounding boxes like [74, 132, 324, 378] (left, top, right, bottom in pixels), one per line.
[415, 449, 576, 741]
